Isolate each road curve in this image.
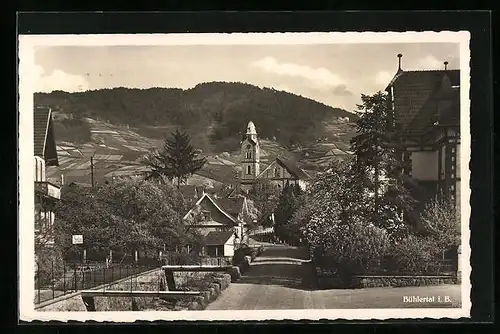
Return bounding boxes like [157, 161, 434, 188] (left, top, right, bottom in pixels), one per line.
[206, 244, 462, 310]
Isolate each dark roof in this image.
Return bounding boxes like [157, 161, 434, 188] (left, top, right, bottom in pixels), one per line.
[217, 197, 245, 217]
[34, 106, 59, 166]
[276, 157, 310, 180]
[34, 107, 50, 157]
[388, 70, 460, 135]
[203, 231, 235, 246]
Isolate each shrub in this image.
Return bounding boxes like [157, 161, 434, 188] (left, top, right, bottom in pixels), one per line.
[163, 252, 200, 265]
[308, 221, 390, 280]
[232, 246, 254, 265]
[384, 235, 441, 275]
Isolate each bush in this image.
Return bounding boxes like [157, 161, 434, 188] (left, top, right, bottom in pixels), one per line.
[384, 235, 441, 275]
[35, 246, 65, 287]
[309, 221, 390, 280]
[232, 246, 254, 266]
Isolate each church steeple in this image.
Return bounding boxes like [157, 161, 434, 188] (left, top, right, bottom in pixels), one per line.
[240, 121, 260, 191]
[246, 121, 257, 142]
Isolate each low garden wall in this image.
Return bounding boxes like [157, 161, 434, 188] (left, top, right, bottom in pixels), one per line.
[315, 267, 458, 289]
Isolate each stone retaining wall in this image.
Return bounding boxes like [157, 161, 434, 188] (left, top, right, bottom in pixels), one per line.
[316, 273, 458, 289]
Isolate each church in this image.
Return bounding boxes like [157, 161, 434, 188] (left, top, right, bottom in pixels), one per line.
[239, 121, 310, 193]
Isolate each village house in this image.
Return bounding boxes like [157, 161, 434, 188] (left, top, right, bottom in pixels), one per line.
[34, 106, 61, 245]
[239, 121, 310, 192]
[182, 192, 249, 257]
[385, 54, 461, 220]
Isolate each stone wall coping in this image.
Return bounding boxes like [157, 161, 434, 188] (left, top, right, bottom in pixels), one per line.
[354, 275, 455, 279]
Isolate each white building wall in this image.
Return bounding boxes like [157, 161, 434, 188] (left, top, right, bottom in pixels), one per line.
[224, 235, 235, 257]
[410, 151, 439, 181]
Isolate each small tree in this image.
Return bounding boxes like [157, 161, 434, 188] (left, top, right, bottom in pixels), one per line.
[274, 183, 303, 244]
[420, 196, 460, 257]
[143, 129, 207, 188]
[248, 178, 280, 227]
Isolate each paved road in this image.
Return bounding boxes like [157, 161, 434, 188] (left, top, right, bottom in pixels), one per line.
[206, 244, 462, 310]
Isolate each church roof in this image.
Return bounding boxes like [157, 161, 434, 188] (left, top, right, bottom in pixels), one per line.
[276, 157, 310, 180]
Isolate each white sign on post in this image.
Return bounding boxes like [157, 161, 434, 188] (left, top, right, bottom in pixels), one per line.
[72, 234, 83, 245]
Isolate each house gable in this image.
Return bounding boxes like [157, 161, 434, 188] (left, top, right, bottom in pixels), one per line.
[183, 193, 237, 227]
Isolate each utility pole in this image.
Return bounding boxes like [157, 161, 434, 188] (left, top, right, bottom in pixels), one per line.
[90, 154, 95, 187]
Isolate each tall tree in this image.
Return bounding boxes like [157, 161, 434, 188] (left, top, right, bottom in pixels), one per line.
[350, 92, 415, 238]
[248, 178, 280, 227]
[144, 129, 207, 188]
[273, 183, 303, 244]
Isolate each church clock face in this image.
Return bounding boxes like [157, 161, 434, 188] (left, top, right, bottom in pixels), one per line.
[246, 144, 251, 149]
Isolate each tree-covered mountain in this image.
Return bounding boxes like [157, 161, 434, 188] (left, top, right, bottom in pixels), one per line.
[35, 82, 357, 153]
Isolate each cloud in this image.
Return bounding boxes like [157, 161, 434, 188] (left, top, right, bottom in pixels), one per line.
[34, 65, 90, 93]
[375, 71, 393, 86]
[332, 85, 353, 96]
[251, 56, 346, 91]
[417, 55, 445, 70]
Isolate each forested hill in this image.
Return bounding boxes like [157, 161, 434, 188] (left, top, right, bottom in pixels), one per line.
[34, 82, 357, 152]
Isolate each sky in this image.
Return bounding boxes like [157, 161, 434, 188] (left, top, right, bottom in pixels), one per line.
[34, 43, 460, 112]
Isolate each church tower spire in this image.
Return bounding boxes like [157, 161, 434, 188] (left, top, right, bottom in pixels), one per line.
[240, 121, 260, 192]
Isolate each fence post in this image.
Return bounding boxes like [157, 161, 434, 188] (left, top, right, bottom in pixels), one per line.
[103, 267, 106, 291]
[111, 264, 114, 283]
[63, 265, 66, 295]
[82, 267, 85, 290]
[51, 260, 55, 300]
[37, 265, 41, 304]
[130, 265, 133, 292]
[74, 266, 77, 291]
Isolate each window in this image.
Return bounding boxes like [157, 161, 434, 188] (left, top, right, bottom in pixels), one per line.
[246, 151, 252, 159]
[246, 166, 251, 175]
[202, 211, 211, 221]
[34, 158, 38, 182]
[274, 167, 280, 177]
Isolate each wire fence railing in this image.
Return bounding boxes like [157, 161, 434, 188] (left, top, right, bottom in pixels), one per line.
[34, 260, 162, 305]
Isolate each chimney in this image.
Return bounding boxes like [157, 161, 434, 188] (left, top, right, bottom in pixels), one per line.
[444, 61, 449, 70]
[397, 53, 403, 72]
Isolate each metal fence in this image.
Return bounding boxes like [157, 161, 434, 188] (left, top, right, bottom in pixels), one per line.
[34, 260, 162, 305]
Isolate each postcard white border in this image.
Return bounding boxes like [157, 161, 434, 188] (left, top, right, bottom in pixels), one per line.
[18, 31, 472, 322]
